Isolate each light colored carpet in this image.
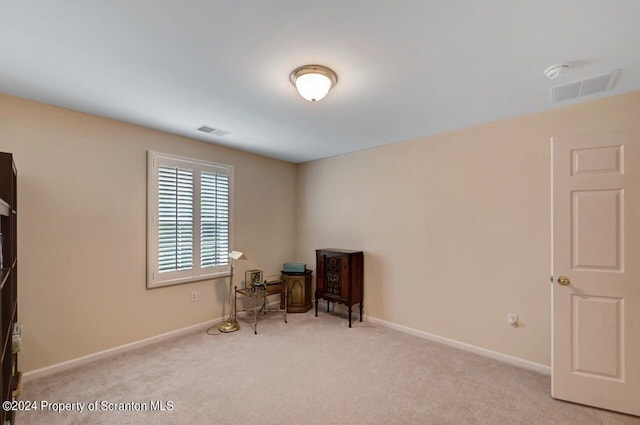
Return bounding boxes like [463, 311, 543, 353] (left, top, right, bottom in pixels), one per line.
[18, 310, 640, 425]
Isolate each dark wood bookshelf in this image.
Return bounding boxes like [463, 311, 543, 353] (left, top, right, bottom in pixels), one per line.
[0, 152, 18, 425]
[0, 269, 10, 290]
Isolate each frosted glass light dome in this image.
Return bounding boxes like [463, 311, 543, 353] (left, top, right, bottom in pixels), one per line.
[290, 65, 338, 102]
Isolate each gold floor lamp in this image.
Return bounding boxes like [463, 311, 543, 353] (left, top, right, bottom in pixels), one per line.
[218, 250, 246, 333]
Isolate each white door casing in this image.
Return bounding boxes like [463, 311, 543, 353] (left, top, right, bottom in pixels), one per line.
[552, 129, 639, 416]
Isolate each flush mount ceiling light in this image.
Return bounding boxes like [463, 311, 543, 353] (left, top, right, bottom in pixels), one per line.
[289, 65, 338, 102]
[544, 64, 570, 80]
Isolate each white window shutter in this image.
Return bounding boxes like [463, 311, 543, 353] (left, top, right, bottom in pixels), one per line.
[147, 151, 233, 288]
[200, 171, 230, 268]
[158, 166, 194, 273]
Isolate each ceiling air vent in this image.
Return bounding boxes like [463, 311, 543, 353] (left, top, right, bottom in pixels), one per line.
[550, 70, 620, 104]
[196, 125, 231, 136]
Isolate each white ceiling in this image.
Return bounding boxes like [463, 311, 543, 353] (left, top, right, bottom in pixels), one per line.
[1, 1, 639, 163]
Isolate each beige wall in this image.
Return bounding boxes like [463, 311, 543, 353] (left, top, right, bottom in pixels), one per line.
[3, 90, 639, 373]
[297, 91, 640, 366]
[0, 94, 297, 372]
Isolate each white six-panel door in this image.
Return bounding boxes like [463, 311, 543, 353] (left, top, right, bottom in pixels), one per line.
[552, 129, 639, 416]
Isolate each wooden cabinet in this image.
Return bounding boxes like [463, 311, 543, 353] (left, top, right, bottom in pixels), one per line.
[315, 249, 363, 327]
[280, 270, 312, 313]
[0, 152, 19, 425]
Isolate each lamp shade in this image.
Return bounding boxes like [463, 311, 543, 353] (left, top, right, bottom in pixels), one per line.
[290, 65, 338, 102]
[229, 250, 246, 260]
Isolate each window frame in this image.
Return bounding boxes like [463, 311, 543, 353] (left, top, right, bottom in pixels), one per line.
[147, 151, 234, 288]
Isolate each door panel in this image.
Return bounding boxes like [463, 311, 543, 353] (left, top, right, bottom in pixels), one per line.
[571, 145, 623, 175]
[552, 129, 639, 416]
[571, 189, 622, 271]
[572, 295, 623, 380]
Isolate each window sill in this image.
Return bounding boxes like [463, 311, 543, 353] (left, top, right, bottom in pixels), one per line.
[147, 271, 231, 289]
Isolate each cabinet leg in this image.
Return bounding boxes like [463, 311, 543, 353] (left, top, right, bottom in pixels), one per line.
[348, 306, 353, 328]
[327, 300, 330, 312]
[360, 303, 363, 322]
[315, 296, 318, 317]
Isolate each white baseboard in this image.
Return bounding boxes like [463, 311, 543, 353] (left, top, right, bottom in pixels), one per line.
[366, 316, 550, 375]
[23, 317, 223, 382]
[316, 300, 550, 375]
[26, 303, 550, 382]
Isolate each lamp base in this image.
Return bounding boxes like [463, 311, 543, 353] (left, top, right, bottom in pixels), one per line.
[218, 320, 240, 333]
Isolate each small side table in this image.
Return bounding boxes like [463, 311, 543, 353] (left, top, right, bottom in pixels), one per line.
[280, 269, 313, 313]
[235, 282, 287, 334]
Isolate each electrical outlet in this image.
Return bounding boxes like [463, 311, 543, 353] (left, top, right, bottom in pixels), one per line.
[191, 291, 198, 302]
[508, 313, 518, 327]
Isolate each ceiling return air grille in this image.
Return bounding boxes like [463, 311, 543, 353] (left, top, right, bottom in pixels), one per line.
[550, 70, 620, 103]
[196, 125, 231, 136]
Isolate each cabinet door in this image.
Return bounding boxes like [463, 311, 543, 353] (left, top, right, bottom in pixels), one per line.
[289, 277, 303, 307]
[324, 254, 343, 296]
